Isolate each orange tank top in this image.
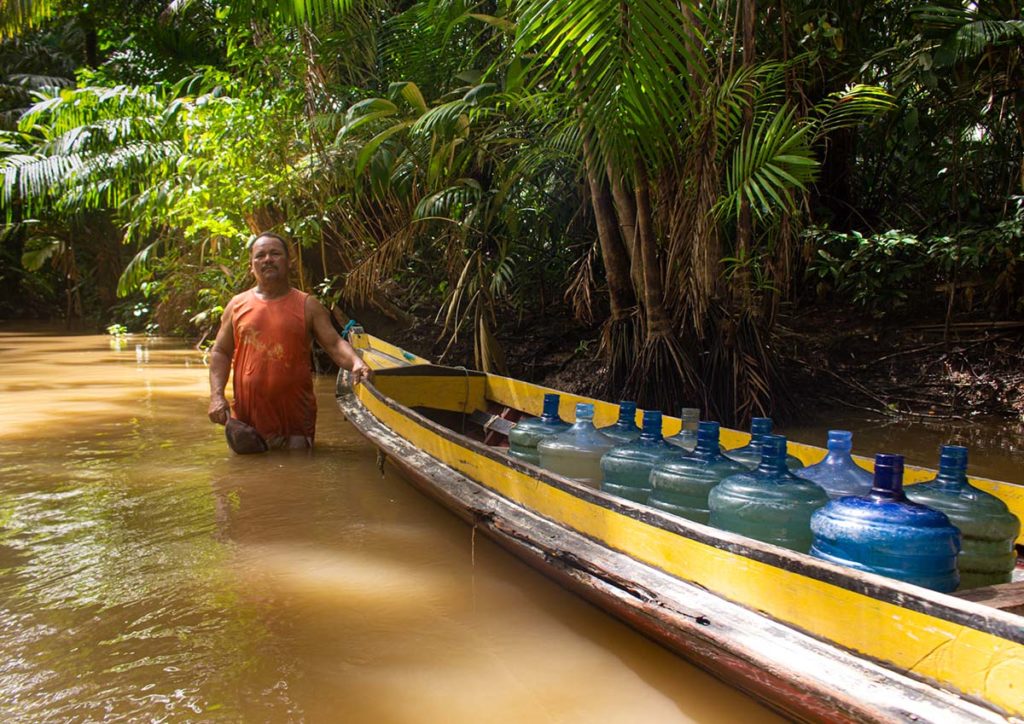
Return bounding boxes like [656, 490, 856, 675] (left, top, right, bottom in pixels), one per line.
[230, 288, 317, 441]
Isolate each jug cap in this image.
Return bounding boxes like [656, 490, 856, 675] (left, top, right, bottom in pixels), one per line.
[575, 402, 595, 420]
[827, 430, 853, 451]
[750, 417, 772, 436]
[697, 420, 719, 440]
[938, 445, 968, 472]
[541, 393, 561, 420]
[872, 453, 905, 497]
[641, 410, 663, 436]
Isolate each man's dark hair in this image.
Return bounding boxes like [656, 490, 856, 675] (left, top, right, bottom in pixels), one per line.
[250, 232, 290, 258]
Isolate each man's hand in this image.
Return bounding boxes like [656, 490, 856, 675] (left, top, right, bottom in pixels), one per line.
[350, 356, 373, 386]
[208, 394, 230, 425]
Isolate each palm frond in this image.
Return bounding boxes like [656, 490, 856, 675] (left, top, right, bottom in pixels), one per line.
[514, 0, 719, 171]
[718, 105, 818, 222]
[812, 84, 894, 143]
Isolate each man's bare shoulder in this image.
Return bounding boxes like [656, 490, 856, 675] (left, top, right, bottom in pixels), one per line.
[303, 292, 331, 318]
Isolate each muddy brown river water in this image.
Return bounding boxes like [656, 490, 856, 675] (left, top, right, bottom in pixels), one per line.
[0, 331, 787, 722]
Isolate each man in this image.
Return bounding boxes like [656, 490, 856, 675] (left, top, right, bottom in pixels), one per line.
[207, 232, 372, 450]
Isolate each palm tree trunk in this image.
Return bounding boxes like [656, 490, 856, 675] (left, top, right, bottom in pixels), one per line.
[582, 133, 638, 395]
[735, 0, 757, 310]
[634, 163, 670, 338]
[583, 136, 636, 317]
[606, 161, 643, 292]
[625, 161, 699, 414]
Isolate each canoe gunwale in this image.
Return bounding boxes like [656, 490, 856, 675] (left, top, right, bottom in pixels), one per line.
[352, 367, 1024, 646]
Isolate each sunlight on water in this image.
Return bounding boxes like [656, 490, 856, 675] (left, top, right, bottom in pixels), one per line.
[0, 330, 781, 722]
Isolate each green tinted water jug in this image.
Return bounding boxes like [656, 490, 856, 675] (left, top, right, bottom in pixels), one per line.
[507, 393, 570, 465]
[649, 421, 748, 524]
[811, 454, 961, 592]
[599, 400, 642, 444]
[600, 410, 674, 504]
[906, 445, 1020, 589]
[538, 403, 617, 489]
[665, 408, 700, 452]
[709, 435, 828, 552]
[725, 417, 804, 470]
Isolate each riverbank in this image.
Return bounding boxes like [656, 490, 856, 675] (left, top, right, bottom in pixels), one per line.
[380, 304, 1024, 425]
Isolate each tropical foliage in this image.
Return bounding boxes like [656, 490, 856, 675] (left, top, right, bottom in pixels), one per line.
[0, 0, 1021, 422]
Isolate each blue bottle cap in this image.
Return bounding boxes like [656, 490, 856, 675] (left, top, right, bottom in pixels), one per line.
[750, 417, 772, 436]
[575, 402, 595, 420]
[641, 410, 663, 436]
[827, 430, 853, 452]
[938, 445, 968, 472]
[872, 453, 905, 497]
[541, 393, 561, 420]
[697, 420, 720, 444]
[617, 401, 637, 422]
[760, 434, 787, 463]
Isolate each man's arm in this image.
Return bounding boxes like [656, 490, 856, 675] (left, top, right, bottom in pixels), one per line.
[307, 296, 372, 385]
[208, 299, 236, 425]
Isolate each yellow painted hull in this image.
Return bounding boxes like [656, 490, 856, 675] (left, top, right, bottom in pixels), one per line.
[339, 332, 1024, 721]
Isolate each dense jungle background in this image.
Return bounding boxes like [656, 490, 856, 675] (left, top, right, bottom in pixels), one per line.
[2, 0, 1023, 425]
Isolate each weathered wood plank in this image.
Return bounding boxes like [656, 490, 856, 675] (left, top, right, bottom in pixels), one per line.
[955, 581, 1024, 616]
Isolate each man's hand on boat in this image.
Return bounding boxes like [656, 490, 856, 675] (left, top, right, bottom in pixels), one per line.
[348, 356, 372, 386]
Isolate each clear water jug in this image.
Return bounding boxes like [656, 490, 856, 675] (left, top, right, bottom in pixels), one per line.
[600, 410, 674, 504]
[507, 393, 570, 465]
[649, 421, 748, 524]
[599, 400, 642, 444]
[665, 408, 700, 452]
[906, 445, 1020, 589]
[811, 454, 961, 592]
[795, 430, 874, 499]
[538, 403, 617, 489]
[725, 417, 804, 470]
[709, 435, 828, 552]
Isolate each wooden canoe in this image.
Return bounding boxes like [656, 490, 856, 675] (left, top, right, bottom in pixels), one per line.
[336, 330, 1024, 723]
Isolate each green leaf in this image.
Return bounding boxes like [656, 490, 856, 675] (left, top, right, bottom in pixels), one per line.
[355, 120, 412, 177]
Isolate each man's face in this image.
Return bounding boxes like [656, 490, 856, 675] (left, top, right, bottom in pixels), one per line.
[250, 236, 289, 284]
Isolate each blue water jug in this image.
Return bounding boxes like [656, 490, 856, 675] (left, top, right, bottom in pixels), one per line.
[709, 435, 828, 552]
[810, 454, 961, 592]
[600, 410, 674, 504]
[906, 445, 1020, 589]
[649, 421, 749, 524]
[507, 393, 570, 465]
[538, 402, 617, 489]
[725, 417, 804, 470]
[665, 408, 701, 452]
[795, 430, 874, 499]
[599, 400, 642, 444]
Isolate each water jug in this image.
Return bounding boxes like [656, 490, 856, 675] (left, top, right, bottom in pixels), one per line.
[810, 454, 961, 592]
[709, 435, 828, 552]
[599, 400, 642, 444]
[795, 430, 874, 499]
[600, 410, 675, 504]
[649, 421, 748, 524]
[507, 393, 570, 465]
[725, 417, 804, 470]
[665, 408, 701, 452]
[538, 403, 617, 489]
[906, 445, 1020, 589]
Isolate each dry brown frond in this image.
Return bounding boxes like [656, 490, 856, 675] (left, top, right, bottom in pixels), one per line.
[565, 239, 600, 325]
